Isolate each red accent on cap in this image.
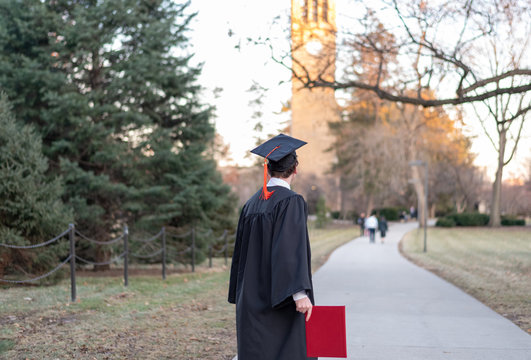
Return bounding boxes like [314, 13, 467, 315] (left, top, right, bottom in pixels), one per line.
[259, 146, 280, 200]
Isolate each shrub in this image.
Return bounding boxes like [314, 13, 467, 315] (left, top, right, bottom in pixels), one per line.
[446, 212, 489, 226]
[436, 217, 456, 227]
[373, 207, 400, 221]
[330, 211, 341, 220]
[330, 211, 357, 221]
[346, 211, 358, 221]
[501, 217, 525, 226]
[315, 196, 329, 229]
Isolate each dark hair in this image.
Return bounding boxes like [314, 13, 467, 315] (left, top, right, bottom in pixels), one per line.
[268, 157, 298, 179]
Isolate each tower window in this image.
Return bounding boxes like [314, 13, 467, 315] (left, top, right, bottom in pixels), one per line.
[302, 0, 309, 22]
[312, 0, 318, 22]
[322, 0, 328, 23]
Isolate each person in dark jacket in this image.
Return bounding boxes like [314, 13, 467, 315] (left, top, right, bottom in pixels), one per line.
[356, 212, 366, 237]
[379, 215, 388, 244]
[228, 134, 316, 360]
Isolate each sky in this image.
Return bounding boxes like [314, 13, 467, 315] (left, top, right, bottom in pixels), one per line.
[187, 1, 530, 181]
[187, 0, 292, 167]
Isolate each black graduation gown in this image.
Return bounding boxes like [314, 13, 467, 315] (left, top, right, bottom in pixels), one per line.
[228, 186, 315, 360]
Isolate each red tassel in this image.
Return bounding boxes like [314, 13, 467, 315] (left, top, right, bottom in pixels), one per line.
[260, 161, 274, 200]
[260, 146, 280, 200]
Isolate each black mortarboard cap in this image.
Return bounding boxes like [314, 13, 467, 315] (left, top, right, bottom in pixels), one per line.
[251, 134, 307, 162]
[251, 134, 307, 200]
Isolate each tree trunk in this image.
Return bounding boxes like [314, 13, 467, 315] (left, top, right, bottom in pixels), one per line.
[456, 195, 467, 213]
[489, 129, 506, 226]
[93, 245, 111, 271]
[366, 193, 374, 216]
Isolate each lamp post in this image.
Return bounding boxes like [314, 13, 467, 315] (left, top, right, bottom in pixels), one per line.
[407, 178, 421, 229]
[409, 160, 428, 252]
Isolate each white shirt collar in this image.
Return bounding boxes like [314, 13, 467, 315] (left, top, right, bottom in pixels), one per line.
[267, 177, 291, 190]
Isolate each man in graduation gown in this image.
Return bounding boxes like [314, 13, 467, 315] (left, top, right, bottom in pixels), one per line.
[228, 134, 316, 360]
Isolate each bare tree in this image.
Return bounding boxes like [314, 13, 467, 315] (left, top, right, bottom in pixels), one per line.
[282, 0, 531, 107]
[330, 107, 407, 215]
[332, 92, 478, 223]
[465, 1, 530, 225]
[431, 157, 486, 214]
[501, 181, 531, 217]
[271, 0, 530, 226]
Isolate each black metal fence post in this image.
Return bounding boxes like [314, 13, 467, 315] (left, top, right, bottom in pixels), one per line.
[209, 245, 213, 268]
[191, 227, 195, 272]
[162, 227, 166, 280]
[123, 225, 129, 287]
[69, 224, 76, 302]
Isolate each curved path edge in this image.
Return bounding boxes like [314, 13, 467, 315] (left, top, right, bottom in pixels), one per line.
[312, 222, 531, 360]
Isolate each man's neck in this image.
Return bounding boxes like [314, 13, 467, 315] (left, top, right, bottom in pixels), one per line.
[268, 177, 290, 189]
[272, 174, 294, 185]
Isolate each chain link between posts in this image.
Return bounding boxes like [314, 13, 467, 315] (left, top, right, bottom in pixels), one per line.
[75, 252, 127, 266]
[75, 230, 124, 245]
[0, 256, 72, 284]
[131, 248, 163, 259]
[135, 229, 163, 243]
[0, 228, 70, 249]
[165, 230, 192, 239]
[0, 225, 237, 294]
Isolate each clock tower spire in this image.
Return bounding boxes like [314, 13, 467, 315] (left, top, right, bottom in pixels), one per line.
[290, 0, 341, 210]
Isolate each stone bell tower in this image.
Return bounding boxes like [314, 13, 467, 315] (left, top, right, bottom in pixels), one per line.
[290, 0, 341, 211]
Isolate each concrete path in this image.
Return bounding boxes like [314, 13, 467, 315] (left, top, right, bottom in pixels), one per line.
[312, 221, 531, 360]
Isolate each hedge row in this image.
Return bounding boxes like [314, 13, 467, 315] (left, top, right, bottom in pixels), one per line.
[373, 208, 402, 221]
[447, 213, 489, 226]
[330, 207, 406, 221]
[436, 213, 526, 227]
[501, 217, 526, 226]
[435, 217, 456, 227]
[330, 211, 357, 220]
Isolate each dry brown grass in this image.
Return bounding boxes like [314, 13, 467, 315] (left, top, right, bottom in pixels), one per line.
[0, 223, 357, 359]
[1, 267, 236, 360]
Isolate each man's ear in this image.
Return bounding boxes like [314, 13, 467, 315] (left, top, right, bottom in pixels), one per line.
[293, 166, 297, 174]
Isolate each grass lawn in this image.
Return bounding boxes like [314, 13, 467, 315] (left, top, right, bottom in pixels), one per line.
[400, 226, 531, 334]
[0, 222, 357, 360]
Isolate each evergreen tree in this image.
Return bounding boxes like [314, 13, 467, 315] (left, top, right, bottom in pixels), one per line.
[0, 93, 73, 280]
[0, 0, 236, 263]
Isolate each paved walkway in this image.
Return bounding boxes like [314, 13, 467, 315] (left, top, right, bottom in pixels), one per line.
[312, 221, 531, 359]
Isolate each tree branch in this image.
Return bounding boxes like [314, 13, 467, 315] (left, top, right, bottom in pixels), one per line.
[503, 109, 527, 166]
[461, 69, 531, 94]
[470, 101, 498, 151]
[307, 78, 531, 107]
[392, 0, 475, 76]
[506, 104, 531, 124]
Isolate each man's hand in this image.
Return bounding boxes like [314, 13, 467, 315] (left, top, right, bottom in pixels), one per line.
[295, 297, 312, 321]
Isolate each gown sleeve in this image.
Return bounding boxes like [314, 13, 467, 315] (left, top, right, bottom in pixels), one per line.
[228, 206, 246, 304]
[270, 195, 312, 309]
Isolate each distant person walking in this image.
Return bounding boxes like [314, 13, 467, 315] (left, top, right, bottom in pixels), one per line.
[410, 206, 417, 220]
[365, 214, 378, 244]
[378, 216, 388, 244]
[356, 213, 366, 237]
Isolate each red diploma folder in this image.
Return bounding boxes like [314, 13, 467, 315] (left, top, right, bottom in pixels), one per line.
[305, 305, 347, 358]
